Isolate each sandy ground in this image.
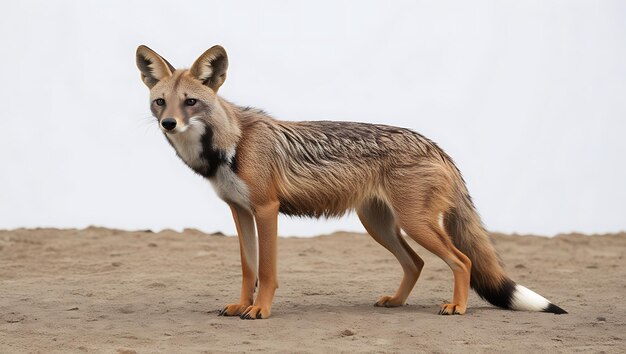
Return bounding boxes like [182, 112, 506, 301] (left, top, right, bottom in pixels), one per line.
[0, 227, 624, 353]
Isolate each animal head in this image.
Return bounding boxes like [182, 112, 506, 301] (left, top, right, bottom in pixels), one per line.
[136, 45, 230, 135]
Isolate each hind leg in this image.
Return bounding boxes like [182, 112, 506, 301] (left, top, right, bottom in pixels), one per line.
[396, 210, 471, 315]
[357, 200, 424, 307]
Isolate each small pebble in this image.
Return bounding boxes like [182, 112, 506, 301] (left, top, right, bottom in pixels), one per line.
[117, 349, 137, 354]
[341, 329, 356, 336]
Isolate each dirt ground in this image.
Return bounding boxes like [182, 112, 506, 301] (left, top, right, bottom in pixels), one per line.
[0, 227, 624, 353]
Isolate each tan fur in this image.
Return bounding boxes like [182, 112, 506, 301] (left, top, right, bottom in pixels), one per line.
[136, 45, 548, 319]
[219, 204, 257, 316]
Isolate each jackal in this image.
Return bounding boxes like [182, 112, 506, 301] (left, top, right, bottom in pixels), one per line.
[136, 45, 566, 319]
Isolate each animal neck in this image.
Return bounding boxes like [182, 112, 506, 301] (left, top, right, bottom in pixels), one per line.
[210, 96, 242, 151]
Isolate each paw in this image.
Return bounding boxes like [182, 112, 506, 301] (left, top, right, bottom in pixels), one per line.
[239, 305, 271, 320]
[218, 303, 250, 317]
[374, 295, 405, 308]
[438, 303, 465, 315]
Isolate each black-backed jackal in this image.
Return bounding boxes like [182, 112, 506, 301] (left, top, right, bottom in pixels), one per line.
[136, 45, 567, 319]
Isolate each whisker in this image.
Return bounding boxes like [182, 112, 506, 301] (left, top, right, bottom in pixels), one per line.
[141, 115, 157, 126]
[136, 112, 160, 135]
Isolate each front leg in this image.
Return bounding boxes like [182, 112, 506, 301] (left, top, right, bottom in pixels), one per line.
[218, 204, 258, 317]
[240, 200, 279, 319]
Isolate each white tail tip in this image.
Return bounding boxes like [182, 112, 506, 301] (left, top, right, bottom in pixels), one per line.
[511, 284, 567, 314]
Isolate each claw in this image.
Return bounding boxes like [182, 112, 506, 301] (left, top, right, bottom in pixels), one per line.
[256, 312, 262, 319]
[439, 303, 461, 315]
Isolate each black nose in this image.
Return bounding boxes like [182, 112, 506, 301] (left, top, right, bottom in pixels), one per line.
[161, 118, 177, 131]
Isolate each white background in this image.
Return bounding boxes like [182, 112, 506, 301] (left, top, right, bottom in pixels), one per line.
[1, 1, 624, 236]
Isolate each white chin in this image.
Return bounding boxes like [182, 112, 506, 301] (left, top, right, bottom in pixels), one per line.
[163, 126, 188, 134]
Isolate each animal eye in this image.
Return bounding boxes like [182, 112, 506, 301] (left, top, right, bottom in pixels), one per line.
[154, 98, 165, 106]
[185, 98, 197, 106]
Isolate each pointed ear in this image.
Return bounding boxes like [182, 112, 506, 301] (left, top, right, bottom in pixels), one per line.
[189, 45, 229, 92]
[136, 45, 176, 89]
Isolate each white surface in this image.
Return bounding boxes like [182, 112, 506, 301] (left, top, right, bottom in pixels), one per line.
[1, 1, 624, 236]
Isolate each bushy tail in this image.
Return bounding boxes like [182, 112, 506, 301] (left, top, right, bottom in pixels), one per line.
[443, 186, 567, 314]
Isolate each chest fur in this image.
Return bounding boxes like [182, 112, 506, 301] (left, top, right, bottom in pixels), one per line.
[210, 165, 251, 209]
[166, 126, 250, 209]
